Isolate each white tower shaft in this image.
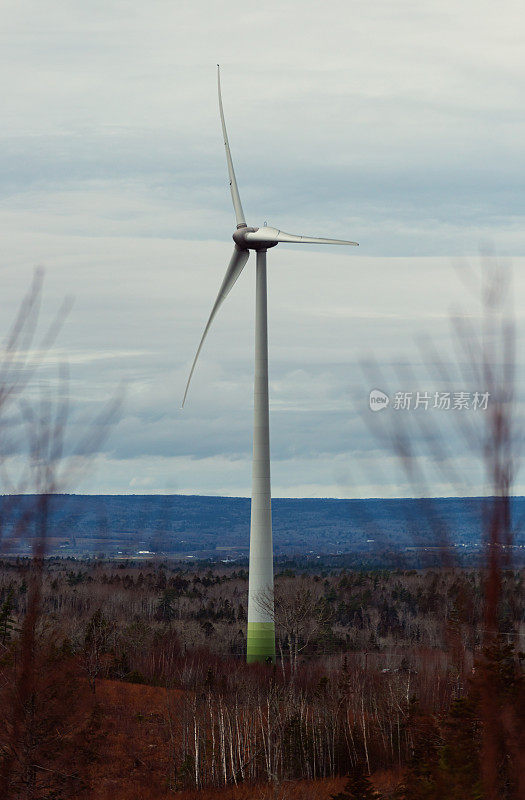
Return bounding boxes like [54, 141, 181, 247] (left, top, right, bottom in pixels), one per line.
[247, 249, 275, 663]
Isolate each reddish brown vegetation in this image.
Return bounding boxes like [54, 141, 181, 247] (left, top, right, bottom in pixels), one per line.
[0, 560, 522, 798]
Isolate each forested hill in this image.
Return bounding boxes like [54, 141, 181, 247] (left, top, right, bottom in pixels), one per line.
[1, 494, 524, 560]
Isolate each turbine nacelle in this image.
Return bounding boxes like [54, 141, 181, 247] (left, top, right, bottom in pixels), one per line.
[232, 226, 278, 250]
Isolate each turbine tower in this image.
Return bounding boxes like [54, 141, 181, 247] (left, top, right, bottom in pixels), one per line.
[182, 67, 358, 664]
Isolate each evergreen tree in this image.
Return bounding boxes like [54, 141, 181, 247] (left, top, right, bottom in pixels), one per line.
[475, 635, 524, 800]
[400, 636, 523, 800]
[331, 764, 376, 799]
[399, 712, 441, 800]
[0, 591, 16, 643]
[437, 695, 482, 800]
[156, 588, 176, 622]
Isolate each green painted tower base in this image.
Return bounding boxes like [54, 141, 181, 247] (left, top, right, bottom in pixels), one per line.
[247, 621, 276, 664]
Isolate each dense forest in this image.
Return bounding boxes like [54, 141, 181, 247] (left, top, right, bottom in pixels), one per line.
[0, 558, 523, 798]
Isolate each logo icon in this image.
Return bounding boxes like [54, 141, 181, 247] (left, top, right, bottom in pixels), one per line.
[369, 389, 390, 412]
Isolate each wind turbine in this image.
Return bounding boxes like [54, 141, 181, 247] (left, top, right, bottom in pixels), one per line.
[182, 66, 358, 663]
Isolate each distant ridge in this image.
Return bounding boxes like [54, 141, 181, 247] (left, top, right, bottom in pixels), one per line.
[1, 494, 523, 560]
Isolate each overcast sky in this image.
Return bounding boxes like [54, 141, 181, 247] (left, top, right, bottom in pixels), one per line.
[1, 0, 525, 497]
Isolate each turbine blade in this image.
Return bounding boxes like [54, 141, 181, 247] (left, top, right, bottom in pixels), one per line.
[217, 65, 246, 228]
[182, 246, 250, 407]
[244, 226, 359, 246]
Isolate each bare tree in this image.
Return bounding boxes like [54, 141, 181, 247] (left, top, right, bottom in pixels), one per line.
[257, 579, 332, 678]
[363, 255, 525, 797]
[0, 272, 121, 799]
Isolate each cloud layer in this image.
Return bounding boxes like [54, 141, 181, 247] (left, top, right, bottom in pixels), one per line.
[1, 1, 524, 496]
